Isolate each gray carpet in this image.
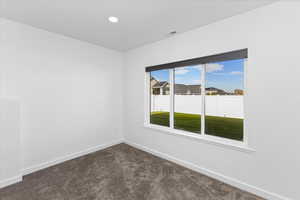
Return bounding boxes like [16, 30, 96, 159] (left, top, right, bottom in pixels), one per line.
[0, 143, 264, 200]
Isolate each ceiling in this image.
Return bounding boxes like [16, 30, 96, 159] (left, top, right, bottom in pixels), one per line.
[1, 0, 276, 51]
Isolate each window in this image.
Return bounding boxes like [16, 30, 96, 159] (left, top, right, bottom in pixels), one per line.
[205, 59, 244, 141]
[145, 49, 247, 143]
[150, 69, 170, 127]
[174, 65, 203, 134]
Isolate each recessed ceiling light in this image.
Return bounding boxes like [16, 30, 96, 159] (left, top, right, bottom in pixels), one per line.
[169, 31, 177, 35]
[108, 16, 119, 23]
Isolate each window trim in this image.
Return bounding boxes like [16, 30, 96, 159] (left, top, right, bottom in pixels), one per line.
[144, 50, 252, 152]
[143, 123, 254, 153]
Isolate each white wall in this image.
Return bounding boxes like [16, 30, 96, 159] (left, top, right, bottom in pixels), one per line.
[0, 18, 123, 184]
[0, 98, 21, 187]
[152, 95, 244, 118]
[123, 2, 300, 200]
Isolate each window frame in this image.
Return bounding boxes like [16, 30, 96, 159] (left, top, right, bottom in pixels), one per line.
[144, 51, 254, 153]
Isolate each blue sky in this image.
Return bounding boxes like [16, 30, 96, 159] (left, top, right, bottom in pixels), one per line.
[150, 59, 244, 92]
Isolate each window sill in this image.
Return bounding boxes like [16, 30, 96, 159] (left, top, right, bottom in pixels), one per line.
[143, 124, 255, 153]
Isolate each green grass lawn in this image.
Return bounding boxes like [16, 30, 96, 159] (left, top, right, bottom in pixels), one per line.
[150, 112, 243, 141]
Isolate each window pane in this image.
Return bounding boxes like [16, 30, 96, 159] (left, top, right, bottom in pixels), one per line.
[205, 59, 244, 141]
[174, 65, 203, 134]
[150, 69, 170, 127]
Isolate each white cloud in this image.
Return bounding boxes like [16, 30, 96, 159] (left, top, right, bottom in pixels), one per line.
[206, 63, 224, 73]
[230, 71, 243, 75]
[192, 79, 201, 84]
[175, 67, 190, 75]
[175, 63, 225, 75]
[212, 72, 227, 75]
[190, 65, 203, 71]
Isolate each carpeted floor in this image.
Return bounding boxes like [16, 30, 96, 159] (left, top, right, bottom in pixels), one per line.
[0, 143, 264, 200]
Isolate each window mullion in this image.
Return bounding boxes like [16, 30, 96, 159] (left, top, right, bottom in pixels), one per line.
[169, 68, 174, 129]
[201, 65, 206, 135]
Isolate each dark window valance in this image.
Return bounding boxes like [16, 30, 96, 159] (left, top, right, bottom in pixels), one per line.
[145, 49, 247, 72]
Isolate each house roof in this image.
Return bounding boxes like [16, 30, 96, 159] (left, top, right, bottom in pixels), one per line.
[150, 76, 156, 81]
[175, 84, 201, 94]
[153, 81, 168, 88]
[175, 84, 187, 94]
[206, 87, 224, 92]
[187, 85, 201, 94]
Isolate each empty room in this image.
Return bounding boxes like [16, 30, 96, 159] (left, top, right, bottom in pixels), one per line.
[0, 0, 299, 199]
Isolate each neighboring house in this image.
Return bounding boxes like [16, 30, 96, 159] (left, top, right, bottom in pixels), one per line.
[174, 84, 188, 95]
[150, 77, 164, 95]
[151, 78, 232, 95]
[175, 84, 201, 95]
[151, 77, 201, 95]
[205, 87, 226, 95]
[187, 85, 201, 95]
[234, 89, 244, 95]
[150, 77, 158, 88]
[152, 81, 170, 95]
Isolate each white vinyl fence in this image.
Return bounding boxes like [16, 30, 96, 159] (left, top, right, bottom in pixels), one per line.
[151, 95, 243, 119]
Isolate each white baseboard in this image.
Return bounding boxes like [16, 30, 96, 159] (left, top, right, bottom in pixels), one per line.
[0, 175, 22, 189]
[22, 139, 123, 176]
[125, 140, 292, 200]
